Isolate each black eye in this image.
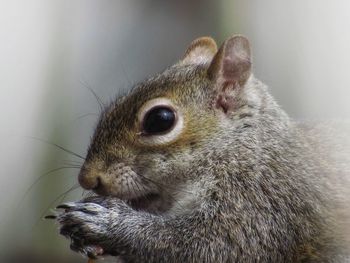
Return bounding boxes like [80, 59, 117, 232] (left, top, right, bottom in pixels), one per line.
[142, 106, 176, 135]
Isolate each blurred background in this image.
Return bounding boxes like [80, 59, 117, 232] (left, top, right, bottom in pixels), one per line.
[1, 0, 350, 262]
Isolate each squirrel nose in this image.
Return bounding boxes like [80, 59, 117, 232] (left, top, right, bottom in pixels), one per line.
[78, 166, 101, 190]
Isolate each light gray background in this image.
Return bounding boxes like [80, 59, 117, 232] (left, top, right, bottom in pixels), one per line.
[0, 0, 349, 262]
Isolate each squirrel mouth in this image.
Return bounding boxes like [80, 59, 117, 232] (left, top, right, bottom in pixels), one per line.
[126, 193, 165, 213]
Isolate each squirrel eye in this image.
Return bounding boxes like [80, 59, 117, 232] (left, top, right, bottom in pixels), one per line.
[142, 106, 176, 135]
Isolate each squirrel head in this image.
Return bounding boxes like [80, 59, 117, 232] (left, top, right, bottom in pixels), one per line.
[78, 36, 274, 212]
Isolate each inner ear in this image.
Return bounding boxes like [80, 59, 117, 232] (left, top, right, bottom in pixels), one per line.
[208, 35, 252, 113]
[180, 37, 218, 65]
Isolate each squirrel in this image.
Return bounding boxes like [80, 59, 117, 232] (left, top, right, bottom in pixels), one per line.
[52, 35, 350, 262]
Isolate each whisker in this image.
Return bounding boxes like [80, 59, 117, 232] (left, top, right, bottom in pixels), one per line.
[135, 177, 186, 212]
[33, 184, 80, 229]
[134, 181, 145, 198]
[138, 173, 192, 195]
[17, 166, 80, 212]
[62, 166, 80, 170]
[27, 136, 85, 160]
[62, 161, 82, 168]
[63, 159, 83, 165]
[57, 185, 80, 205]
[120, 63, 133, 87]
[149, 182, 185, 212]
[164, 191, 186, 211]
[73, 113, 99, 122]
[135, 180, 156, 208]
[130, 181, 138, 198]
[134, 180, 152, 204]
[80, 79, 105, 112]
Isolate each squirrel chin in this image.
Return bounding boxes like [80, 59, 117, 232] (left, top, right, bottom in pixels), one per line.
[126, 192, 165, 212]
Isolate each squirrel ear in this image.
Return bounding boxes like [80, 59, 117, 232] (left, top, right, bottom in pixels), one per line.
[207, 35, 252, 113]
[180, 37, 218, 65]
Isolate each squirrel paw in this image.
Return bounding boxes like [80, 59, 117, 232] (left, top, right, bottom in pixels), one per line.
[56, 198, 119, 258]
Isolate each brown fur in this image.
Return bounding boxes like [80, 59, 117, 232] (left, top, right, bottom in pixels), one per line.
[54, 36, 350, 262]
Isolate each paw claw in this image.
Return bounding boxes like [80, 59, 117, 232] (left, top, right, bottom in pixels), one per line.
[56, 202, 75, 210]
[44, 215, 56, 219]
[54, 198, 117, 257]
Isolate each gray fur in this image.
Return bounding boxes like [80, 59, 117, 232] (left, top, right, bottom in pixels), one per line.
[55, 37, 350, 262]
